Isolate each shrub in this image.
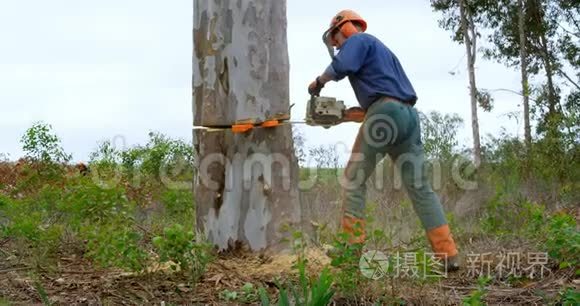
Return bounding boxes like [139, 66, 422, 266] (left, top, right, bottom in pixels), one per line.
[462, 276, 492, 306]
[152, 224, 212, 281]
[219, 283, 260, 304]
[89, 139, 121, 168]
[120, 131, 194, 181]
[20, 122, 72, 165]
[260, 231, 335, 306]
[1, 194, 64, 260]
[544, 212, 579, 269]
[160, 189, 194, 218]
[327, 232, 365, 296]
[59, 181, 133, 229]
[481, 193, 579, 269]
[558, 287, 580, 306]
[84, 223, 149, 272]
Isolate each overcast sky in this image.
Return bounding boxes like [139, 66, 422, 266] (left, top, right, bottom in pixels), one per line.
[0, 0, 525, 164]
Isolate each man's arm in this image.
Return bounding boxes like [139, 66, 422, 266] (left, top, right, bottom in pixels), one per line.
[308, 35, 368, 95]
[308, 72, 334, 96]
[318, 71, 335, 85]
[327, 35, 369, 80]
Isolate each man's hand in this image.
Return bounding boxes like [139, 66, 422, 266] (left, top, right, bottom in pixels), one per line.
[308, 77, 324, 96]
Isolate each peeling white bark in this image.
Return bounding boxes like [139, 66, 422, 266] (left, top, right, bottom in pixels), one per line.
[193, 0, 290, 125]
[193, 0, 302, 253]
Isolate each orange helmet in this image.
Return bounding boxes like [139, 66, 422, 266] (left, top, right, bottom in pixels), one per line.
[323, 10, 367, 47]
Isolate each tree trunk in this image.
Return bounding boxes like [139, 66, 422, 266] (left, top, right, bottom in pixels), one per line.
[539, 32, 557, 118]
[459, 0, 481, 167]
[531, 0, 557, 121]
[192, 0, 302, 253]
[519, 0, 532, 148]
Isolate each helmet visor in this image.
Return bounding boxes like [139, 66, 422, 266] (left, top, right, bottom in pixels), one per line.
[322, 27, 337, 58]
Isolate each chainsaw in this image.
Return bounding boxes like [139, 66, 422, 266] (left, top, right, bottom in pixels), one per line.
[193, 95, 365, 133]
[305, 95, 365, 128]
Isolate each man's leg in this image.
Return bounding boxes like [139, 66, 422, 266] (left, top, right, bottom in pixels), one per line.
[396, 148, 458, 256]
[394, 107, 459, 268]
[340, 99, 410, 243]
[340, 123, 385, 243]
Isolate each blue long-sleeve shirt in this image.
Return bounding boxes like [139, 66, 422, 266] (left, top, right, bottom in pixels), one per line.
[324, 33, 418, 109]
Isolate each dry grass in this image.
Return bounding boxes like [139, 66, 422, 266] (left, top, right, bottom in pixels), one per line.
[1, 240, 576, 305]
[1, 162, 578, 305]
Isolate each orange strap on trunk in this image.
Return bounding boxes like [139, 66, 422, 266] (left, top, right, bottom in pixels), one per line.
[232, 124, 254, 133]
[231, 120, 281, 134]
[261, 120, 280, 128]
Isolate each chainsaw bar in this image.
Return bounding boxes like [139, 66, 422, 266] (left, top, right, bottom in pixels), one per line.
[193, 96, 364, 133]
[192, 119, 308, 133]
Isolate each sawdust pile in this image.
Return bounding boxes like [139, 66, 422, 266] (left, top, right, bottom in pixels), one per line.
[204, 248, 331, 284]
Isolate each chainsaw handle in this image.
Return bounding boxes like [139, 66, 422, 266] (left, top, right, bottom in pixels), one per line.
[344, 107, 366, 123]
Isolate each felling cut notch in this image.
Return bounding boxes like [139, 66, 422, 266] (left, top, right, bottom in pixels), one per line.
[193, 112, 296, 133]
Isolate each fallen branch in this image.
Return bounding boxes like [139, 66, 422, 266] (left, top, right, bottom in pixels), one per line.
[105, 290, 136, 305]
[0, 247, 10, 256]
[440, 285, 527, 292]
[55, 270, 97, 275]
[0, 266, 32, 273]
[136, 282, 155, 301]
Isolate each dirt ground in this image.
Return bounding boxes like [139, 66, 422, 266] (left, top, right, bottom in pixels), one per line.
[1, 240, 577, 306]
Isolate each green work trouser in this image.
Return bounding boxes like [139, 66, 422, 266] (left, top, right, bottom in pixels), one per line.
[342, 97, 447, 231]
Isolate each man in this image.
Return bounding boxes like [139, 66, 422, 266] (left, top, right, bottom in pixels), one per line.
[308, 9, 460, 271]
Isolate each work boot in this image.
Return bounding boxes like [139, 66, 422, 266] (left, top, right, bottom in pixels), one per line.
[426, 224, 460, 272]
[341, 214, 366, 244]
[446, 254, 460, 272]
[324, 215, 366, 258]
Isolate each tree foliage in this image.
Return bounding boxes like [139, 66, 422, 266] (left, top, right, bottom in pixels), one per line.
[420, 111, 464, 160]
[433, 0, 579, 147]
[479, 0, 578, 136]
[20, 122, 72, 165]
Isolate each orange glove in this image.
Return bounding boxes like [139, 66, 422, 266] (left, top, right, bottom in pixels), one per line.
[344, 107, 365, 123]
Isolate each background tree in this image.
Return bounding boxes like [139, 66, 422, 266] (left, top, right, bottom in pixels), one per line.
[292, 126, 308, 167]
[431, 0, 493, 167]
[192, 0, 303, 252]
[308, 144, 340, 174]
[482, 0, 579, 135]
[419, 111, 464, 161]
[519, 0, 532, 148]
[20, 122, 72, 165]
[477, 0, 579, 181]
[459, 0, 481, 167]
